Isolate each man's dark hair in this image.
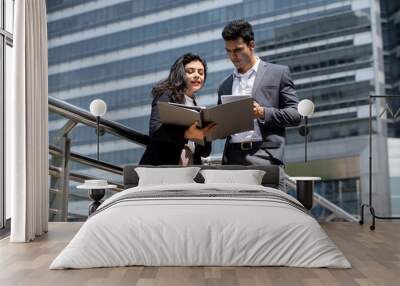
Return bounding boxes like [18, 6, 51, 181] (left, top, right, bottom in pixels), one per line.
[152, 53, 207, 103]
[222, 19, 254, 44]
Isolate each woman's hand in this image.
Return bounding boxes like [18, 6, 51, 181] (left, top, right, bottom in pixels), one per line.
[184, 121, 216, 140]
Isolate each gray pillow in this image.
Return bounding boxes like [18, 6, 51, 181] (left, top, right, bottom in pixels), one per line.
[200, 169, 266, 185]
[135, 167, 201, 186]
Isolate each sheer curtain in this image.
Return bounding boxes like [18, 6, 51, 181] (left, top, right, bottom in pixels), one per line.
[7, 0, 49, 242]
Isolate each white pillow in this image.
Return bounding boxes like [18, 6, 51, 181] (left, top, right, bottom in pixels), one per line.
[200, 169, 266, 185]
[135, 167, 200, 186]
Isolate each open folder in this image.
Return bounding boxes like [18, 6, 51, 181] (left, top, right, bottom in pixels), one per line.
[157, 96, 254, 141]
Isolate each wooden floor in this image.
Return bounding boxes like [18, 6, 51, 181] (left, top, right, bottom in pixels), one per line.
[0, 222, 399, 286]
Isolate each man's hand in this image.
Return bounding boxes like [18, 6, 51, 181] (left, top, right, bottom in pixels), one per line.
[184, 121, 216, 140]
[253, 101, 265, 119]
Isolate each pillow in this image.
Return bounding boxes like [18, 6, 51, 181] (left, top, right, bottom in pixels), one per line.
[135, 167, 201, 186]
[200, 169, 266, 185]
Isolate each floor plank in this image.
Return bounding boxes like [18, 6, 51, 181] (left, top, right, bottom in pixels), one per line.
[0, 222, 399, 286]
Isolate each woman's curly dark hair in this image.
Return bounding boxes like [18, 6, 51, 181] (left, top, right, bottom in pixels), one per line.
[152, 53, 207, 103]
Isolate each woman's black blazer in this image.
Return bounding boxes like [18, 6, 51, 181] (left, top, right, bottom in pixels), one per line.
[139, 91, 211, 165]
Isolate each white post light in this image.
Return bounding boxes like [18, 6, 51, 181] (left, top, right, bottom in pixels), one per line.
[297, 99, 315, 162]
[90, 99, 107, 161]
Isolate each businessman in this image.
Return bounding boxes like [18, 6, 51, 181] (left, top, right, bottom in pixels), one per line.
[217, 20, 301, 187]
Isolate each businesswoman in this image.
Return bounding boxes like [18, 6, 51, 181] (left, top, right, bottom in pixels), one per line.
[139, 53, 215, 165]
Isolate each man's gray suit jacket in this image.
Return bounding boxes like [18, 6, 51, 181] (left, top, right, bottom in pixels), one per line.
[217, 60, 301, 165]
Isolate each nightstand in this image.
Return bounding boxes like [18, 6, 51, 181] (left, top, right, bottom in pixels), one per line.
[290, 177, 321, 210]
[77, 180, 116, 215]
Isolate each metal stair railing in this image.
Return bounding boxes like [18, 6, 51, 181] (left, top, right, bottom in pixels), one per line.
[48, 96, 359, 222]
[48, 96, 149, 221]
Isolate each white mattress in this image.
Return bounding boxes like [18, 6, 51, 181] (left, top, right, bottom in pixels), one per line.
[50, 183, 351, 269]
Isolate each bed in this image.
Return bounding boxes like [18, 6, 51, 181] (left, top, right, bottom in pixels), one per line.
[50, 165, 351, 269]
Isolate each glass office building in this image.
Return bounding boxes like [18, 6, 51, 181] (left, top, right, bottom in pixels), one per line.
[380, 0, 400, 215]
[46, 0, 399, 219]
